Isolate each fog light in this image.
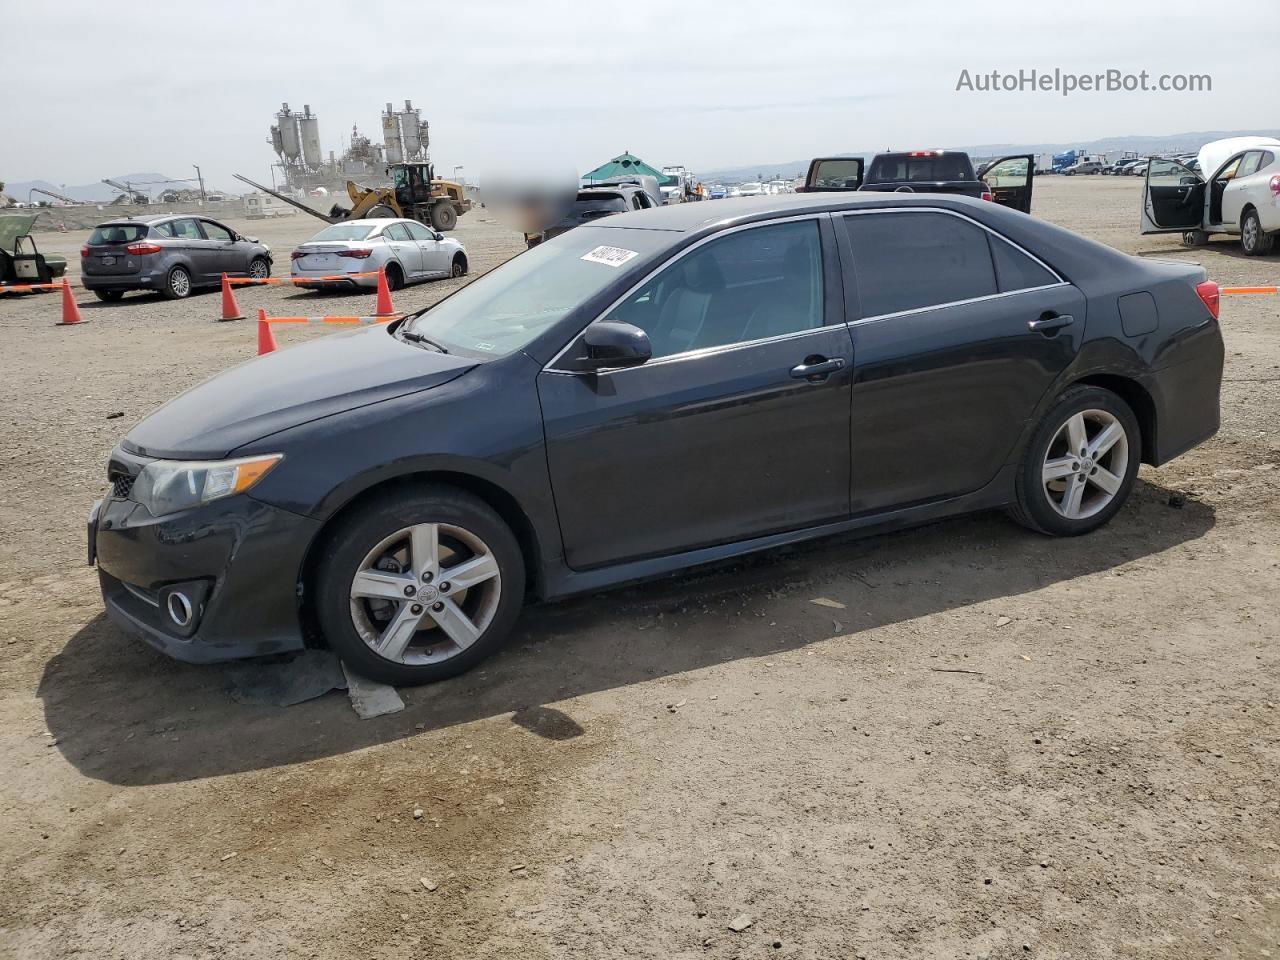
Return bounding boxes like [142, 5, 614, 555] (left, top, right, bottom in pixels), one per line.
[166, 591, 194, 627]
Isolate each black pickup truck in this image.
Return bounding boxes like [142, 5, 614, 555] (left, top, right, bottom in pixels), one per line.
[798, 150, 1035, 213]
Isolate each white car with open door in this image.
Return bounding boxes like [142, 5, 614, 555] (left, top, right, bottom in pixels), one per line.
[1141, 136, 1280, 256]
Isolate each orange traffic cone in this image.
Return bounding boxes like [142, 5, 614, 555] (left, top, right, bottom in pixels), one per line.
[219, 273, 244, 322]
[56, 278, 87, 326]
[257, 309, 278, 355]
[374, 265, 396, 317]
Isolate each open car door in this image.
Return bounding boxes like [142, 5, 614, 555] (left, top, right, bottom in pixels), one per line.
[1141, 157, 1205, 234]
[979, 154, 1034, 213]
[798, 157, 864, 193]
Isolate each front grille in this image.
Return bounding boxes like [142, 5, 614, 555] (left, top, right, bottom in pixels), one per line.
[110, 474, 135, 499]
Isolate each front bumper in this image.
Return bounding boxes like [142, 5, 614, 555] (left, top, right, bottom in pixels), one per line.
[93, 490, 321, 663]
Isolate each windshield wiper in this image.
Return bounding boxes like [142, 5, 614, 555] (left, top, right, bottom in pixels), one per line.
[401, 329, 449, 353]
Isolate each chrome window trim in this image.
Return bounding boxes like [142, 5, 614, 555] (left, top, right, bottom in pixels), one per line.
[848, 282, 1070, 327]
[543, 213, 830, 375]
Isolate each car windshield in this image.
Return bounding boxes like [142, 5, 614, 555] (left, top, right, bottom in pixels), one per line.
[867, 155, 975, 183]
[89, 224, 148, 245]
[308, 223, 376, 242]
[400, 227, 669, 359]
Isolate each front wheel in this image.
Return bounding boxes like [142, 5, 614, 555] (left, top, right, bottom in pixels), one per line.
[1181, 230, 1209, 247]
[248, 256, 271, 280]
[451, 254, 467, 278]
[1241, 209, 1275, 257]
[1010, 385, 1141, 536]
[314, 487, 526, 686]
[430, 203, 458, 232]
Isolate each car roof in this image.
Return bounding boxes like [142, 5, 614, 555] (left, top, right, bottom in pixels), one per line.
[587, 191, 995, 232]
[94, 214, 220, 227]
[332, 218, 409, 227]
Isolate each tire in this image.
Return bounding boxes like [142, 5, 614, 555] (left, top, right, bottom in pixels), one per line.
[366, 205, 396, 219]
[1181, 230, 1210, 247]
[313, 486, 526, 685]
[162, 265, 192, 299]
[94, 289, 124, 302]
[248, 256, 270, 280]
[1009, 385, 1141, 537]
[430, 203, 458, 232]
[384, 262, 404, 291]
[1240, 209, 1275, 257]
[450, 254, 467, 278]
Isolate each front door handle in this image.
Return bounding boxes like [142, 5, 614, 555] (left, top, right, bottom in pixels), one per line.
[1028, 314, 1074, 335]
[790, 356, 845, 381]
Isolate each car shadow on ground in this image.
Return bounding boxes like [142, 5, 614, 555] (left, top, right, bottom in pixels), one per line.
[38, 479, 1214, 786]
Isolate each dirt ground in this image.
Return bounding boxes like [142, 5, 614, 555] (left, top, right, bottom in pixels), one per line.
[1, 177, 1277, 960]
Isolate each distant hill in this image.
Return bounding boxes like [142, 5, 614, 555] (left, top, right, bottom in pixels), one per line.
[699, 129, 1280, 182]
[4, 172, 202, 204]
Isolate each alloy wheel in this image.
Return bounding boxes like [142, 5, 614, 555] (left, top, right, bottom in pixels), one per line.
[170, 269, 191, 297]
[349, 522, 502, 666]
[1243, 216, 1258, 252]
[249, 259, 269, 279]
[1040, 409, 1129, 520]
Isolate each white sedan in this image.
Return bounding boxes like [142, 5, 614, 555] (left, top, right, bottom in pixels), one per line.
[290, 218, 468, 290]
[1141, 136, 1280, 255]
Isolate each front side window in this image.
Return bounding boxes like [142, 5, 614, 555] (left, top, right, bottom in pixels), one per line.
[844, 212, 996, 317]
[201, 220, 233, 242]
[605, 219, 824, 359]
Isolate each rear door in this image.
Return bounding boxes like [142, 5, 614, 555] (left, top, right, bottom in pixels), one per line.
[166, 218, 213, 279]
[1220, 151, 1262, 230]
[403, 220, 447, 276]
[1141, 158, 1206, 233]
[980, 154, 1035, 213]
[838, 209, 1085, 514]
[538, 216, 853, 569]
[800, 157, 864, 192]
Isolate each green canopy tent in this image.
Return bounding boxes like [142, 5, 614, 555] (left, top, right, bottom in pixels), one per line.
[581, 152, 676, 186]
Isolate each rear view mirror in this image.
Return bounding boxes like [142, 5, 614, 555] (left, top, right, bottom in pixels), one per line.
[581, 321, 651, 370]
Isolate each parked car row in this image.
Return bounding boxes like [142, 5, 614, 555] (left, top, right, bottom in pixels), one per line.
[73, 213, 468, 301]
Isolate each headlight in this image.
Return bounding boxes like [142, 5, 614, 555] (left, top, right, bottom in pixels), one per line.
[131, 454, 282, 516]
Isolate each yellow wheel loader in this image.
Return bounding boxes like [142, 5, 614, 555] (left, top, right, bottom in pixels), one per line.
[233, 162, 470, 231]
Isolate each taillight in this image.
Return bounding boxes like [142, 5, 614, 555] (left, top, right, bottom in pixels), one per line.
[125, 241, 162, 255]
[1270, 174, 1280, 197]
[80, 245, 90, 257]
[291, 250, 306, 260]
[337, 249, 373, 259]
[1195, 280, 1220, 320]
[981, 191, 994, 202]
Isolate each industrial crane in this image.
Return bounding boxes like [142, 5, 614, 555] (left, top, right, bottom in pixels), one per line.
[29, 186, 79, 205]
[101, 179, 148, 204]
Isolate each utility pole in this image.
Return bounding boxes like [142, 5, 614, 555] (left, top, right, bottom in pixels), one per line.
[452, 165, 465, 185]
[192, 164, 206, 204]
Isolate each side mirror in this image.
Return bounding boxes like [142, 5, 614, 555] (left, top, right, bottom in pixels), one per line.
[434, 231, 444, 241]
[581, 321, 651, 370]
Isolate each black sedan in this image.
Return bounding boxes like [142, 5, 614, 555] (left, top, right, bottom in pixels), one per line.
[91, 194, 1224, 685]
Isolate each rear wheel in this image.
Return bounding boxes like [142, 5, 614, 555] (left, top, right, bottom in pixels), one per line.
[366, 205, 397, 219]
[430, 203, 458, 232]
[384, 262, 404, 291]
[162, 265, 192, 299]
[314, 487, 525, 685]
[1010, 385, 1141, 536]
[94, 290, 124, 302]
[1241, 209, 1275, 256]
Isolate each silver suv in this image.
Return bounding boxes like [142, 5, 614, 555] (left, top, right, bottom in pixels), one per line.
[80, 215, 273, 301]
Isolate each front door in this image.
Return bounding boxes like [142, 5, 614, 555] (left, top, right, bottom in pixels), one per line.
[537, 216, 853, 569]
[1141, 158, 1206, 233]
[837, 209, 1086, 514]
[980, 154, 1035, 213]
[198, 219, 239, 276]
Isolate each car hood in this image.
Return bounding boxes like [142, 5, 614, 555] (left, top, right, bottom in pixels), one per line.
[124, 325, 477, 460]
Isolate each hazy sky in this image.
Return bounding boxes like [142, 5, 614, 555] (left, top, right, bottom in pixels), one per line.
[3, 0, 1269, 189]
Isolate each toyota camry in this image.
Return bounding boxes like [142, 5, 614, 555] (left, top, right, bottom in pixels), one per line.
[90, 194, 1224, 685]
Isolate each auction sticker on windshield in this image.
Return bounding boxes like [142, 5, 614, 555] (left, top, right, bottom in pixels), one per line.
[580, 245, 639, 267]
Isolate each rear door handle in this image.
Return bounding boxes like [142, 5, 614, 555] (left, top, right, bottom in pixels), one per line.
[1028, 314, 1074, 334]
[790, 356, 845, 381]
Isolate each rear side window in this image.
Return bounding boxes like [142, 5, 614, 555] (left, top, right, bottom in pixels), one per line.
[168, 219, 204, 240]
[89, 224, 147, 244]
[866, 154, 975, 184]
[843, 212, 995, 317]
[403, 221, 435, 241]
[989, 236, 1058, 292]
[1236, 152, 1263, 178]
[382, 222, 412, 241]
